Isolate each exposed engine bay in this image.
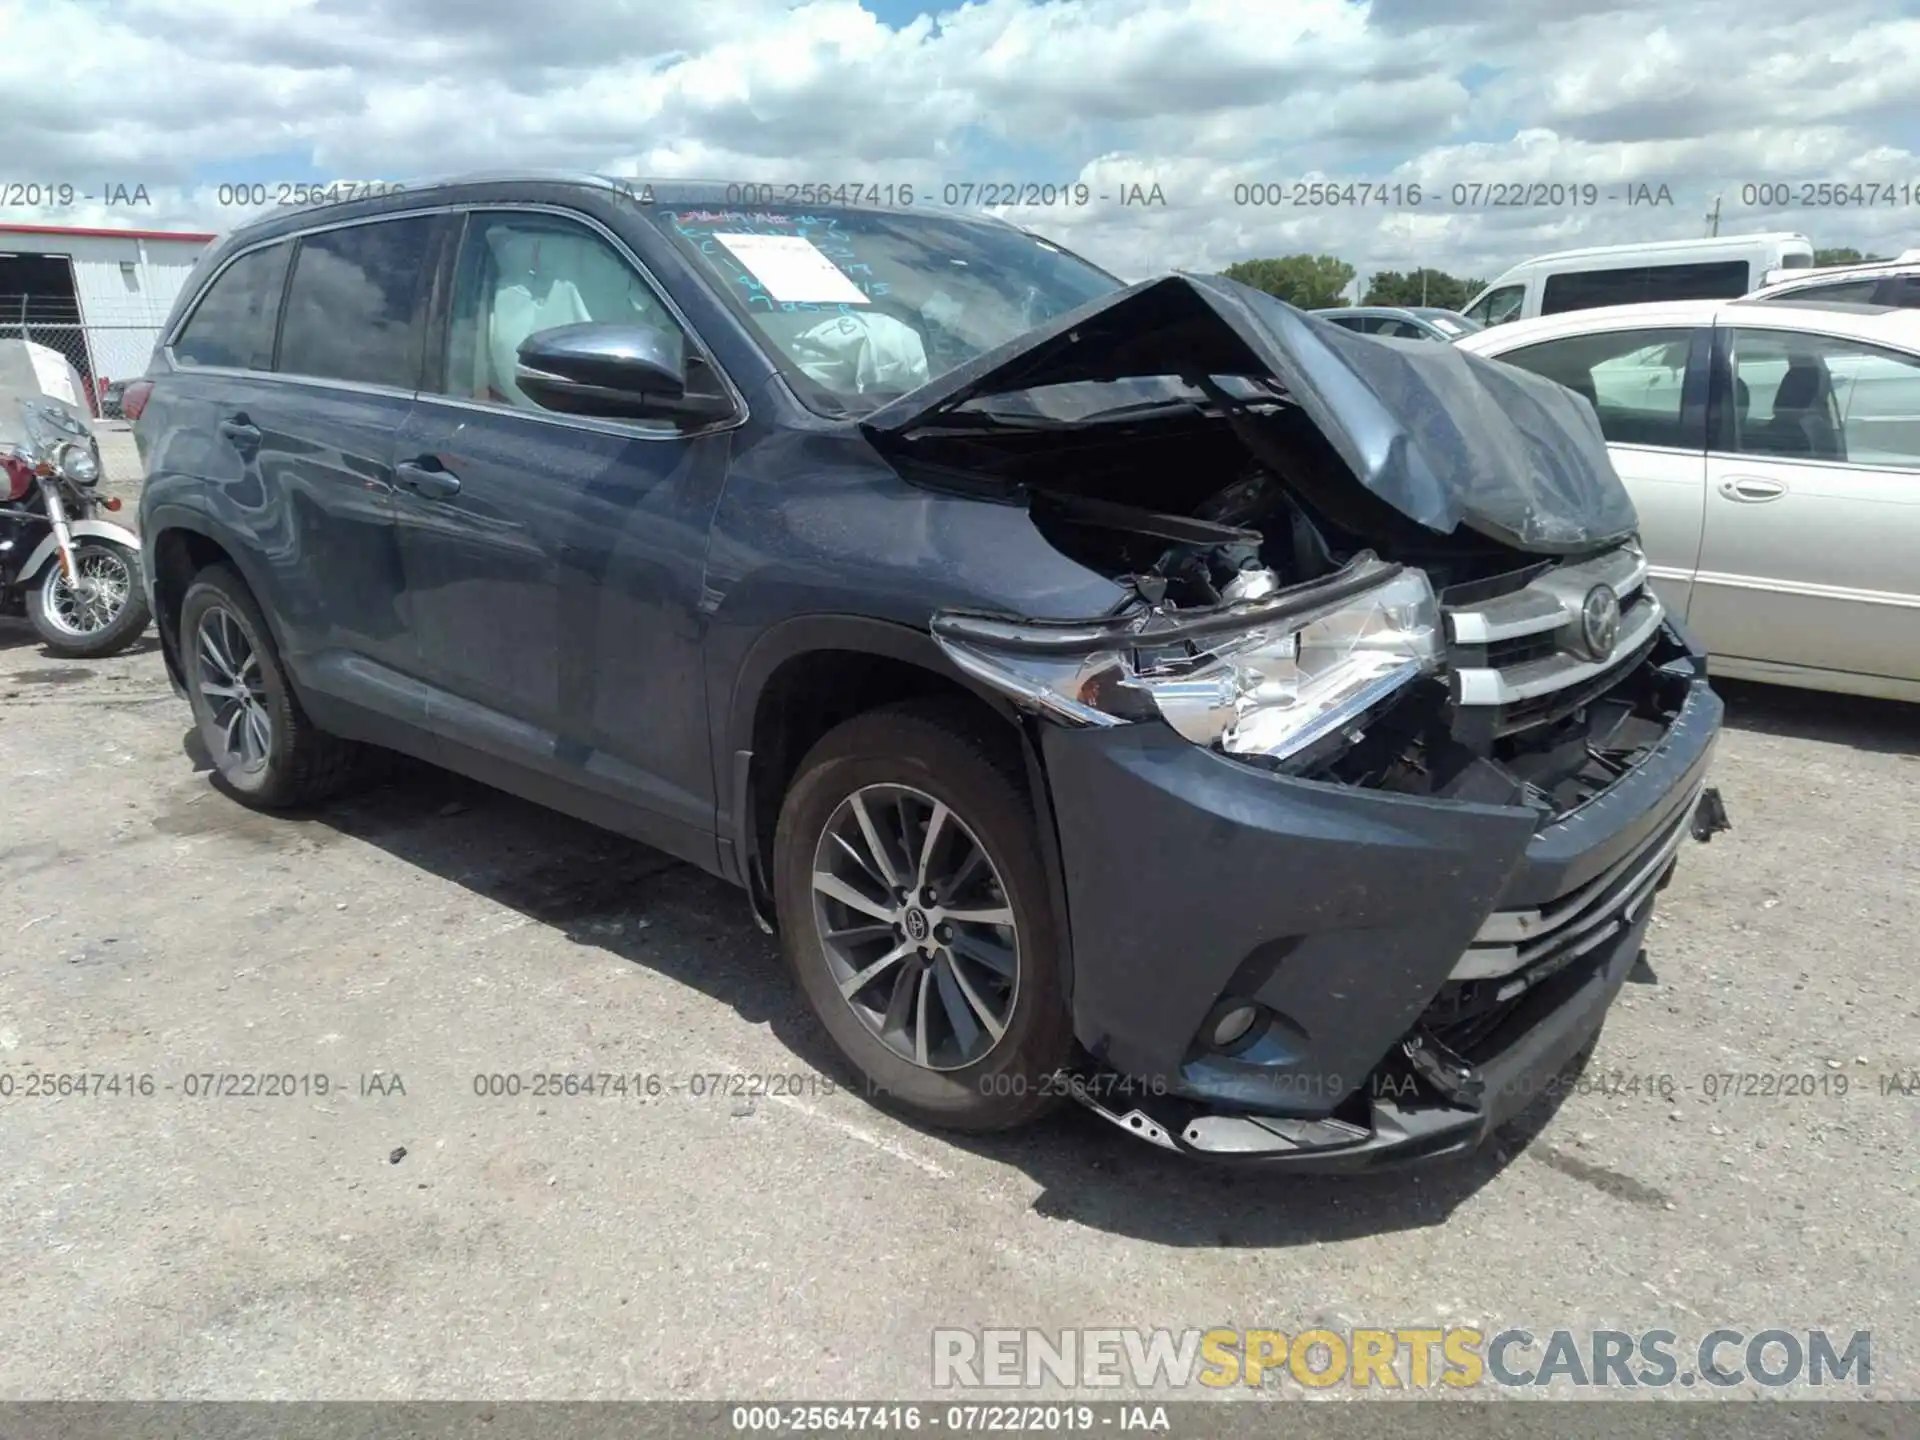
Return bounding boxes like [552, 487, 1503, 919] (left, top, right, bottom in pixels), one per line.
[859, 270, 1684, 824]
[893, 390, 1688, 823]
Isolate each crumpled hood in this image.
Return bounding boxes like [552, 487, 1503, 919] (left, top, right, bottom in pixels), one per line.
[861, 272, 1639, 554]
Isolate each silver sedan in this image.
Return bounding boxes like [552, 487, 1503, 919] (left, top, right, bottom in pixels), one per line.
[1457, 297, 1920, 703]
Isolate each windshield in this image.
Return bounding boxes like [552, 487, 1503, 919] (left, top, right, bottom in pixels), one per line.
[649, 205, 1123, 415]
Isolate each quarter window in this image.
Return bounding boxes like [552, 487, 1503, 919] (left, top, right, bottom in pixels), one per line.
[1496, 327, 1695, 449]
[171, 242, 292, 371]
[440, 212, 691, 421]
[277, 218, 437, 389]
[1726, 328, 1920, 467]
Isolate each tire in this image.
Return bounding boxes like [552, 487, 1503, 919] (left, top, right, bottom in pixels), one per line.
[178, 564, 363, 808]
[27, 540, 152, 658]
[773, 701, 1074, 1131]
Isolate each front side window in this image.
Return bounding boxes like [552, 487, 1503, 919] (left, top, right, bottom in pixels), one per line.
[171, 242, 293, 370]
[440, 212, 692, 420]
[1497, 326, 1694, 449]
[277, 218, 437, 389]
[1727, 328, 1920, 467]
[1464, 285, 1524, 327]
[650, 205, 1121, 414]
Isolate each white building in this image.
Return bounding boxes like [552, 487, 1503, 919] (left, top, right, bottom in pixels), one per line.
[0, 222, 216, 408]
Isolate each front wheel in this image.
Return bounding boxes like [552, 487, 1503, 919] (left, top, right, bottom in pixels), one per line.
[27, 540, 151, 658]
[772, 702, 1074, 1132]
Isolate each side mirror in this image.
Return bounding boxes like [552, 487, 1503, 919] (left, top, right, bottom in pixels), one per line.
[515, 323, 733, 422]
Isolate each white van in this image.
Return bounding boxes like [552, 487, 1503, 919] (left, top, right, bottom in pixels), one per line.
[1460, 232, 1814, 328]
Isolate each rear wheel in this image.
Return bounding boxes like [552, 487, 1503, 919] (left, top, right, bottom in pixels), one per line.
[179, 564, 364, 808]
[773, 702, 1073, 1131]
[27, 540, 151, 658]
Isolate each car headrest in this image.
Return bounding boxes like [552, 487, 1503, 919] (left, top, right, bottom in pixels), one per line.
[487, 229, 544, 280]
[1773, 360, 1828, 411]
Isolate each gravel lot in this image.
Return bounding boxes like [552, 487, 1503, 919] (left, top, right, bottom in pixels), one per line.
[1, 435, 1915, 1403]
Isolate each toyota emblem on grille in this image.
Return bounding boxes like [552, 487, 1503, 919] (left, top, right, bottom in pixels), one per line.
[1580, 584, 1622, 659]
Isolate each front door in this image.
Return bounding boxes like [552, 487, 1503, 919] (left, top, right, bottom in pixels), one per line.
[392, 208, 739, 864]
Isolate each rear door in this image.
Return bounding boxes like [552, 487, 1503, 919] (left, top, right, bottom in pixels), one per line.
[1485, 323, 1712, 616]
[243, 213, 448, 733]
[391, 206, 741, 864]
[1692, 324, 1920, 683]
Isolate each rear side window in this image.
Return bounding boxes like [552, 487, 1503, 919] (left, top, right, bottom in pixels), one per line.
[277, 218, 437, 389]
[1763, 278, 1882, 305]
[171, 242, 292, 370]
[1542, 261, 1751, 314]
[1542, 267, 1647, 314]
[1885, 276, 1920, 308]
[1726, 328, 1920, 467]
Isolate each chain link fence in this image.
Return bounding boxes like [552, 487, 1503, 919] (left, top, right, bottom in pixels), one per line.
[0, 311, 162, 418]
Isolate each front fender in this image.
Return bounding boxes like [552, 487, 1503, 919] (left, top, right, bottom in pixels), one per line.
[15, 518, 144, 582]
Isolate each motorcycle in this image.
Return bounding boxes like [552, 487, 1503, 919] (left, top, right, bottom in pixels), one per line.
[0, 340, 150, 657]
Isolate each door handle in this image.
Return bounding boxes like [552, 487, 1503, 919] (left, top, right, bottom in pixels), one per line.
[217, 418, 261, 446]
[1718, 476, 1786, 502]
[394, 460, 462, 499]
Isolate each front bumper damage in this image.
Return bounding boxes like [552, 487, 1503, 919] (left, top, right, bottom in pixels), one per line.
[1040, 658, 1724, 1170]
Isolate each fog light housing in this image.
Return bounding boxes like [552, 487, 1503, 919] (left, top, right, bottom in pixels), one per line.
[1206, 1002, 1263, 1051]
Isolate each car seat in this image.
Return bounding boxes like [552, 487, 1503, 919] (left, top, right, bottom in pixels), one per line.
[481, 230, 593, 407]
[1761, 359, 1843, 459]
[478, 228, 672, 407]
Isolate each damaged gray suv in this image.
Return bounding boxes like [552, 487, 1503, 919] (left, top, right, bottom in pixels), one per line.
[135, 175, 1727, 1167]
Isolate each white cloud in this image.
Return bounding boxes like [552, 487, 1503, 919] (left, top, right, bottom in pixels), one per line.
[2, 0, 1918, 285]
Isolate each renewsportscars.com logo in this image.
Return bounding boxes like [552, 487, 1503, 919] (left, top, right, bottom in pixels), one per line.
[931, 1327, 1873, 1391]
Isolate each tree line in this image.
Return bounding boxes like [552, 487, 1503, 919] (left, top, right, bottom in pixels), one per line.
[1218, 247, 1892, 311]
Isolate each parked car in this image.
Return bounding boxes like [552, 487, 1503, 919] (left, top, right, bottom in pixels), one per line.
[1461, 232, 1815, 329]
[133, 174, 1725, 1167]
[1457, 297, 1920, 702]
[98, 379, 130, 420]
[1311, 306, 1482, 341]
[1746, 258, 1920, 309]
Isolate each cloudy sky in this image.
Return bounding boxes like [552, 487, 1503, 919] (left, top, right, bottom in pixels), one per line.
[4, 0, 1919, 287]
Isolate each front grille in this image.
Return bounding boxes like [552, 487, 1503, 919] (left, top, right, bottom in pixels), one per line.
[1444, 544, 1661, 742]
[1484, 632, 1560, 669]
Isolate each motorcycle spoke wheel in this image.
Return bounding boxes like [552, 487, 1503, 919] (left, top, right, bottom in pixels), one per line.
[41, 547, 133, 638]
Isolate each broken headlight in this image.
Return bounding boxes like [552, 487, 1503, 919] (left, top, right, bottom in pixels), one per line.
[934, 559, 1443, 763]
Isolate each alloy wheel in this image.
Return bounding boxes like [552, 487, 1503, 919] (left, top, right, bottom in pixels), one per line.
[195, 606, 273, 773]
[810, 783, 1020, 1072]
[42, 547, 133, 638]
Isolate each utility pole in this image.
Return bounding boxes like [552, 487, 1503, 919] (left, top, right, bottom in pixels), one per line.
[1705, 194, 1721, 237]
